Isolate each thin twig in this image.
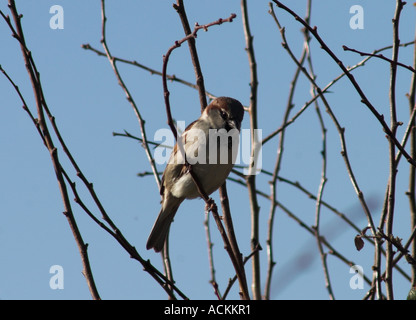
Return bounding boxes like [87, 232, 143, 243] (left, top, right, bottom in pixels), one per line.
[343, 45, 416, 74]
[173, 0, 208, 111]
[304, 16, 333, 299]
[263, 2, 309, 299]
[384, 0, 405, 300]
[378, 229, 416, 266]
[407, 17, 416, 289]
[204, 212, 221, 299]
[241, 0, 261, 300]
[222, 243, 262, 300]
[313, 98, 333, 299]
[81, 43, 217, 101]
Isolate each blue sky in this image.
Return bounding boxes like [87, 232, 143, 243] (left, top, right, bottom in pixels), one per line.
[1, 0, 415, 300]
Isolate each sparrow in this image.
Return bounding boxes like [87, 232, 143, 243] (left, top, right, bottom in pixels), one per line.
[146, 97, 244, 252]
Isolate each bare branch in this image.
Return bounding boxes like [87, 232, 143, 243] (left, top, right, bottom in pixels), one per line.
[241, 0, 261, 300]
[343, 45, 416, 74]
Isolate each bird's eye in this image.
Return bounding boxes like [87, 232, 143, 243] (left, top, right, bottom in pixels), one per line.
[220, 110, 228, 120]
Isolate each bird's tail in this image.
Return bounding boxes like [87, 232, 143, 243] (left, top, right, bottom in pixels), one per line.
[146, 196, 182, 252]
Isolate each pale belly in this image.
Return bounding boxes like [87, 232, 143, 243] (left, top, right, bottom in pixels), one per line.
[170, 162, 233, 199]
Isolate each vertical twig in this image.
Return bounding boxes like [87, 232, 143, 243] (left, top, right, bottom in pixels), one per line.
[204, 212, 221, 299]
[162, 230, 176, 300]
[218, 181, 250, 299]
[408, 16, 416, 291]
[312, 93, 332, 299]
[385, 0, 405, 300]
[241, 0, 261, 300]
[302, 6, 333, 298]
[373, 192, 388, 299]
[173, 0, 208, 111]
[264, 2, 310, 299]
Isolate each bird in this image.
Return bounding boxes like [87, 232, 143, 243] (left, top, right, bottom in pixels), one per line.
[146, 97, 244, 252]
